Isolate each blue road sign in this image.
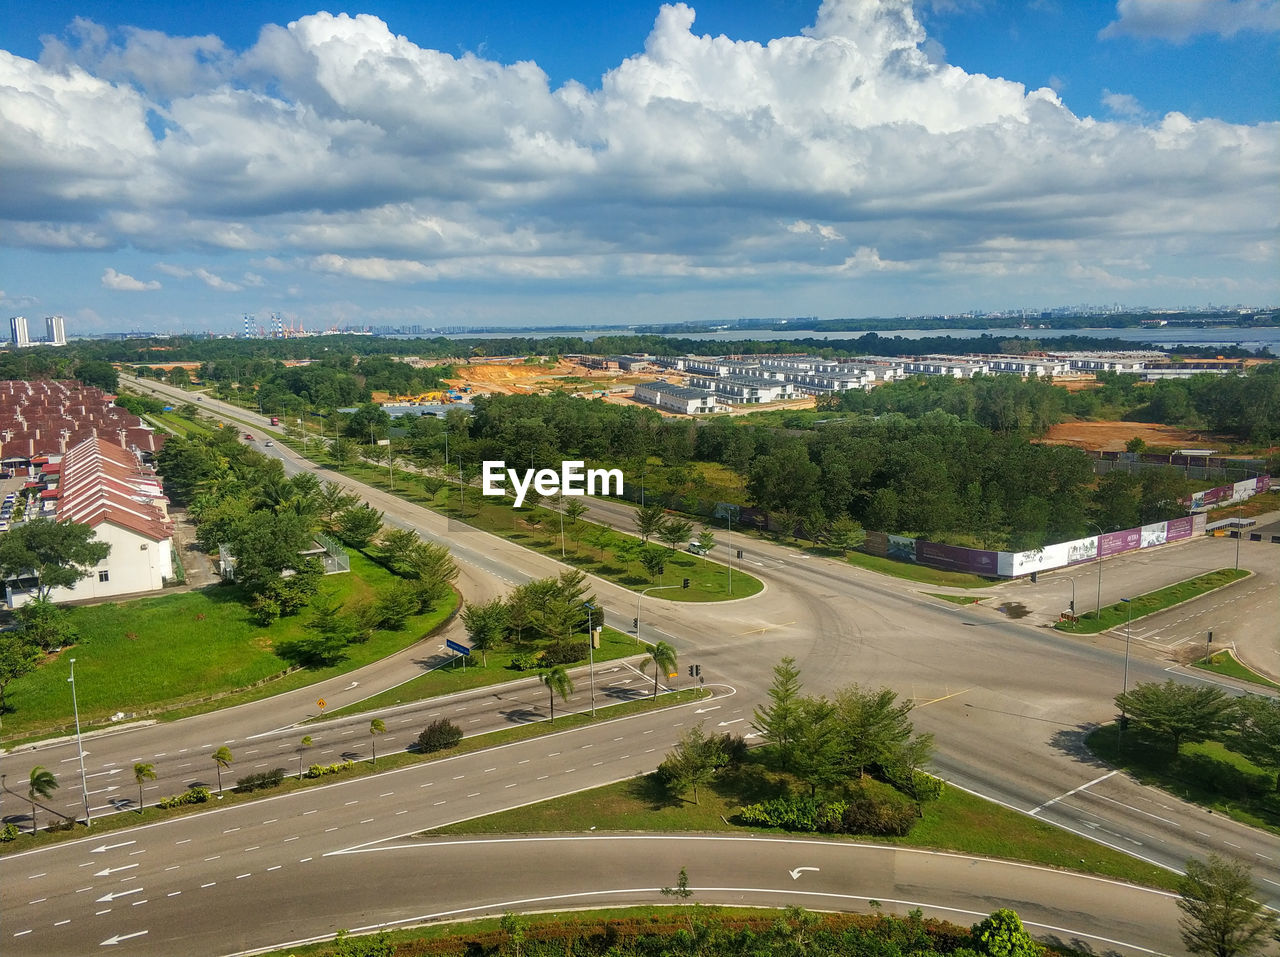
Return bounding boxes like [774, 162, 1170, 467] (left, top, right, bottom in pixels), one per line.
[446, 639, 471, 656]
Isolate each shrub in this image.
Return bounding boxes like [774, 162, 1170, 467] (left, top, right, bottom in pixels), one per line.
[158, 786, 211, 809]
[841, 785, 919, 837]
[882, 764, 945, 802]
[509, 652, 543, 671]
[540, 640, 589, 666]
[416, 718, 463, 754]
[234, 767, 287, 793]
[1, 822, 21, 842]
[736, 797, 847, 833]
[717, 732, 750, 766]
[250, 594, 281, 626]
[305, 760, 356, 779]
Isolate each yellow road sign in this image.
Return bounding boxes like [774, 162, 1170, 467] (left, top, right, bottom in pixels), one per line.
[317, 698, 326, 709]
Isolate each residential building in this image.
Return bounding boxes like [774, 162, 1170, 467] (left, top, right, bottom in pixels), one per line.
[44, 315, 67, 346]
[9, 315, 30, 348]
[633, 381, 724, 415]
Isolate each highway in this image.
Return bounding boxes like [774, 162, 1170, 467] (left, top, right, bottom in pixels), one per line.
[2, 374, 1273, 954]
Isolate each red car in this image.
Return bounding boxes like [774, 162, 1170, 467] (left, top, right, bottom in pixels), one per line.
[244, 433, 255, 441]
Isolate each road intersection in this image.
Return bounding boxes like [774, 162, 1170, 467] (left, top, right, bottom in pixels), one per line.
[3, 375, 1272, 954]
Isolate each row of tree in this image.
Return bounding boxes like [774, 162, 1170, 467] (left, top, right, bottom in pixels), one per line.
[1115, 680, 1280, 767]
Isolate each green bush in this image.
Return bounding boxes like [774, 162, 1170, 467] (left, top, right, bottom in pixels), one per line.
[841, 785, 919, 837]
[305, 760, 356, 779]
[883, 764, 946, 802]
[736, 797, 847, 833]
[234, 767, 287, 793]
[416, 718, 463, 753]
[1, 822, 21, 842]
[540, 640, 589, 666]
[509, 652, 543, 671]
[157, 786, 211, 809]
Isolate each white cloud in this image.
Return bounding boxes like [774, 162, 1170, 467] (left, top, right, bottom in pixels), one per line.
[101, 268, 160, 291]
[0, 0, 1273, 321]
[1100, 0, 1280, 42]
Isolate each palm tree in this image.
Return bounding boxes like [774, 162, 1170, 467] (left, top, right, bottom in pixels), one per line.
[212, 746, 233, 794]
[643, 641, 678, 699]
[369, 719, 386, 767]
[133, 762, 156, 813]
[27, 765, 58, 834]
[297, 735, 313, 779]
[539, 666, 574, 723]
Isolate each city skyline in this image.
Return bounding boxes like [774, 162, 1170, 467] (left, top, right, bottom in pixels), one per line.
[1, 0, 1277, 334]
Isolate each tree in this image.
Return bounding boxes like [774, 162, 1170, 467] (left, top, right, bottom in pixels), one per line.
[1115, 680, 1238, 752]
[639, 546, 666, 582]
[971, 908, 1043, 957]
[657, 517, 694, 552]
[15, 597, 77, 652]
[1177, 855, 1276, 957]
[752, 656, 804, 770]
[658, 724, 728, 805]
[1234, 696, 1280, 774]
[344, 402, 392, 442]
[827, 515, 865, 554]
[379, 527, 420, 569]
[835, 685, 928, 777]
[297, 735, 313, 779]
[212, 746, 233, 794]
[696, 529, 716, 553]
[642, 640, 678, 699]
[539, 665, 574, 722]
[335, 503, 384, 549]
[0, 634, 39, 724]
[75, 359, 119, 391]
[789, 696, 845, 797]
[563, 499, 587, 524]
[0, 519, 111, 600]
[27, 765, 58, 834]
[318, 482, 359, 531]
[460, 598, 508, 666]
[329, 437, 357, 466]
[133, 762, 156, 812]
[634, 503, 665, 543]
[369, 718, 386, 767]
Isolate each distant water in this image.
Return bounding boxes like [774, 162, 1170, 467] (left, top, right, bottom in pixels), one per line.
[448, 325, 1280, 351]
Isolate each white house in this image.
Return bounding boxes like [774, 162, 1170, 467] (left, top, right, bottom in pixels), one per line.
[4, 437, 174, 607]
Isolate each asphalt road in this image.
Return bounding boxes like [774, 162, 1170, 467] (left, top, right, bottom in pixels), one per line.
[8, 375, 1266, 953]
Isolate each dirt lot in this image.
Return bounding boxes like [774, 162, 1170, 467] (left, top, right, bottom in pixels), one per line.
[1041, 421, 1231, 452]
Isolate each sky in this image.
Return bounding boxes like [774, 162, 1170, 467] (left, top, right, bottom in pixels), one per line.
[1, 0, 1277, 335]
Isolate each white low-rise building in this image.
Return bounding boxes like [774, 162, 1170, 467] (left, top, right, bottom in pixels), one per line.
[687, 374, 796, 404]
[633, 382, 725, 415]
[3, 437, 174, 607]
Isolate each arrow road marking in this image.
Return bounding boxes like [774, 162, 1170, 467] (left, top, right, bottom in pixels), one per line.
[694, 706, 721, 714]
[94, 864, 139, 877]
[85, 769, 124, 779]
[91, 841, 136, 853]
[101, 930, 149, 945]
[717, 718, 744, 727]
[96, 887, 144, 903]
[789, 867, 820, 880]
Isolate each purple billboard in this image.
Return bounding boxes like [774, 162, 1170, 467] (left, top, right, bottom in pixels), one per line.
[1166, 516, 1196, 543]
[916, 541, 1000, 576]
[1100, 527, 1142, 558]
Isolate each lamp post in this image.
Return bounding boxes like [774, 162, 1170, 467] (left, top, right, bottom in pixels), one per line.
[1086, 521, 1104, 621]
[68, 658, 91, 826]
[1234, 525, 1241, 571]
[584, 602, 597, 717]
[1119, 597, 1133, 747]
[1068, 576, 1076, 620]
[725, 507, 734, 596]
[635, 584, 680, 646]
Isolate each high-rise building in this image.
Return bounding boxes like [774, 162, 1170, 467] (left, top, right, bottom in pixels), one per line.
[9, 315, 30, 348]
[45, 315, 67, 346]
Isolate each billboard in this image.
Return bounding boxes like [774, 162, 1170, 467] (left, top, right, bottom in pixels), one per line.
[1165, 515, 1196, 543]
[1002, 542, 1072, 577]
[886, 534, 917, 563]
[1064, 536, 1098, 566]
[916, 540, 1000, 576]
[1100, 527, 1142, 558]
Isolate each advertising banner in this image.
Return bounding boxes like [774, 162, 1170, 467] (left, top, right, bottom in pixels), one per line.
[1064, 536, 1098, 566]
[1100, 527, 1142, 558]
[1140, 521, 1169, 548]
[916, 541, 1000, 576]
[886, 534, 918, 563]
[1166, 516, 1195, 543]
[1007, 542, 1071, 577]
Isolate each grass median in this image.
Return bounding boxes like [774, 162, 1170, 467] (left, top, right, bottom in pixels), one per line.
[1055, 568, 1248, 635]
[1192, 650, 1280, 691]
[428, 755, 1178, 892]
[0, 687, 707, 856]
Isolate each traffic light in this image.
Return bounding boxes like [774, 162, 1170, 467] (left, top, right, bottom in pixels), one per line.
[633, 618, 639, 631]
[688, 665, 695, 677]
[694, 664, 701, 677]
[682, 578, 690, 589]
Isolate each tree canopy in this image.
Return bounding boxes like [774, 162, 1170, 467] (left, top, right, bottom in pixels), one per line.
[0, 519, 111, 600]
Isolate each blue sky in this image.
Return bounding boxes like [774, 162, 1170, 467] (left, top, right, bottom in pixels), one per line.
[1, 0, 1276, 334]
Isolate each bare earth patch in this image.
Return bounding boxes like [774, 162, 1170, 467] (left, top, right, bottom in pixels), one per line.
[1041, 421, 1230, 452]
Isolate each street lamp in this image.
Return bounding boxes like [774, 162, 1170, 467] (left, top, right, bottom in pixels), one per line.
[584, 602, 597, 717]
[1086, 521, 1104, 621]
[635, 583, 681, 646]
[68, 658, 91, 826]
[1118, 597, 1133, 747]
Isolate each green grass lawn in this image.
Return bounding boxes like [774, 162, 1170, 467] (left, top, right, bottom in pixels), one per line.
[325, 459, 763, 603]
[926, 592, 983, 605]
[0, 551, 459, 743]
[430, 757, 1178, 891]
[319, 625, 651, 719]
[1056, 568, 1249, 634]
[1087, 723, 1280, 834]
[1192, 650, 1280, 690]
